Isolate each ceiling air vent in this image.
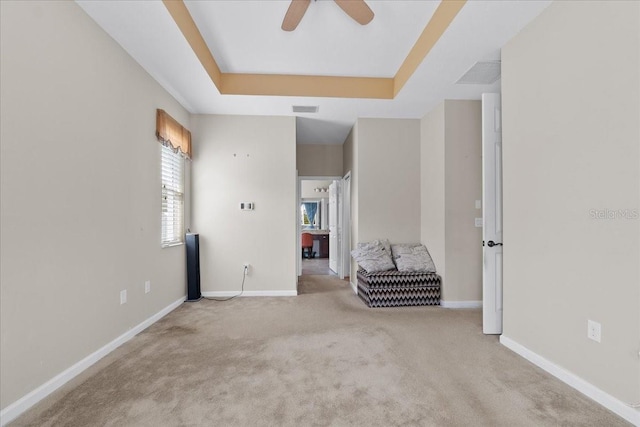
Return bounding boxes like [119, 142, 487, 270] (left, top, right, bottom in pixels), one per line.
[292, 105, 319, 113]
[456, 61, 501, 85]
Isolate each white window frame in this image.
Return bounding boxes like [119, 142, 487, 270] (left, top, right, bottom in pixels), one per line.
[161, 144, 185, 247]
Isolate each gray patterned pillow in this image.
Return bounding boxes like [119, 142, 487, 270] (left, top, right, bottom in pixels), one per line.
[351, 240, 395, 273]
[391, 244, 436, 273]
[357, 238, 391, 254]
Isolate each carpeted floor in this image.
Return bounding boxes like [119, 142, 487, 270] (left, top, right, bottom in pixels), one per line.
[11, 275, 629, 426]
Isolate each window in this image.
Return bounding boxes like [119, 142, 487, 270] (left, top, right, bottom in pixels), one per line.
[155, 109, 190, 247]
[161, 144, 184, 247]
[301, 201, 320, 229]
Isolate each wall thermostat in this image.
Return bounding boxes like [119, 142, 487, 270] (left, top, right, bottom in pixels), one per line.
[240, 202, 254, 211]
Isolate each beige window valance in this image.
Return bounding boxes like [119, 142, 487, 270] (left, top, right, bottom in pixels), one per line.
[156, 109, 191, 159]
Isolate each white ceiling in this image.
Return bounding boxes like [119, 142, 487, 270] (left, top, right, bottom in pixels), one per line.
[186, 0, 439, 77]
[76, 0, 551, 145]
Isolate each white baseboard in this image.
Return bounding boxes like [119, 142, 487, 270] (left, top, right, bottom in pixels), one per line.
[0, 296, 186, 427]
[202, 290, 297, 297]
[440, 300, 482, 309]
[500, 335, 640, 426]
[350, 280, 357, 294]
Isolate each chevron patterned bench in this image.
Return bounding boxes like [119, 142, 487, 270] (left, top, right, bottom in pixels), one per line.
[357, 269, 441, 308]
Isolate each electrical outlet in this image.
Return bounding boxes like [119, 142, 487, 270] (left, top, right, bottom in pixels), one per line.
[120, 290, 127, 305]
[587, 320, 601, 343]
[243, 263, 250, 275]
[145, 280, 151, 294]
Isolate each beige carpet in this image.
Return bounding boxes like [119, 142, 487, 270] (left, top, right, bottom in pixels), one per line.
[12, 275, 629, 426]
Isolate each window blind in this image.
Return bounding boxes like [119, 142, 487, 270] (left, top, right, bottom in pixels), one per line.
[161, 144, 184, 247]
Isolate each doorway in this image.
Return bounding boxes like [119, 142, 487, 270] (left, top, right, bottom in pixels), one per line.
[297, 176, 349, 278]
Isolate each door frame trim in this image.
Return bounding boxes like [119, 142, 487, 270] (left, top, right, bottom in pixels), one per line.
[297, 175, 343, 277]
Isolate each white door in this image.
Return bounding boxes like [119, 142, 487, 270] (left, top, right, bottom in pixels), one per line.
[329, 181, 339, 273]
[297, 174, 301, 278]
[340, 173, 351, 280]
[482, 93, 503, 335]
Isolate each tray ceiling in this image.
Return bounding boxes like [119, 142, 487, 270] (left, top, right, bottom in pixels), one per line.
[76, 0, 551, 144]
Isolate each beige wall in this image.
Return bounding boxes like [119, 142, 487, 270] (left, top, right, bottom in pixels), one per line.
[191, 115, 297, 293]
[357, 118, 421, 244]
[301, 180, 332, 199]
[502, 0, 639, 404]
[0, 0, 189, 410]
[296, 144, 343, 177]
[444, 101, 483, 301]
[344, 118, 422, 283]
[420, 101, 482, 302]
[420, 103, 446, 290]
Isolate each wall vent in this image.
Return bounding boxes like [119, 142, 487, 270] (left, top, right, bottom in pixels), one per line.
[456, 61, 501, 85]
[292, 105, 319, 113]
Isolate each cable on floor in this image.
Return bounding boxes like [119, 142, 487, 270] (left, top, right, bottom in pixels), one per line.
[202, 265, 247, 302]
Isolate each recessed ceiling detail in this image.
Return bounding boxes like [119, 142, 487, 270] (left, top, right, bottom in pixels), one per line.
[77, 0, 553, 144]
[456, 61, 501, 85]
[162, 0, 467, 100]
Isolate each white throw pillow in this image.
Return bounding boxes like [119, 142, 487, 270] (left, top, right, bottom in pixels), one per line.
[358, 238, 391, 255]
[351, 240, 395, 273]
[391, 244, 437, 273]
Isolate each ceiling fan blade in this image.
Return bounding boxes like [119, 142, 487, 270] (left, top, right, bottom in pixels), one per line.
[282, 0, 311, 31]
[334, 0, 374, 25]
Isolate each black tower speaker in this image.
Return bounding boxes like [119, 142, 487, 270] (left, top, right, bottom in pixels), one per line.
[186, 233, 201, 301]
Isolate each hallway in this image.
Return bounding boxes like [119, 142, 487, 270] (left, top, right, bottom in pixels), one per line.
[301, 257, 337, 276]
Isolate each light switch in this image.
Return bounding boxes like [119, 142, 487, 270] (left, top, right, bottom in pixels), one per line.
[475, 200, 482, 209]
[475, 218, 483, 228]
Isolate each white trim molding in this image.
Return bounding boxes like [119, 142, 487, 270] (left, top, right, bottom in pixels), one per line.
[0, 296, 186, 427]
[350, 280, 358, 294]
[202, 290, 297, 297]
[440, 300, 482, 309]
[500, 335, 640, 426]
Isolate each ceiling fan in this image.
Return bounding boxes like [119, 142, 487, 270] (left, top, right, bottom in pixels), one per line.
[282, 0, 374, 32]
